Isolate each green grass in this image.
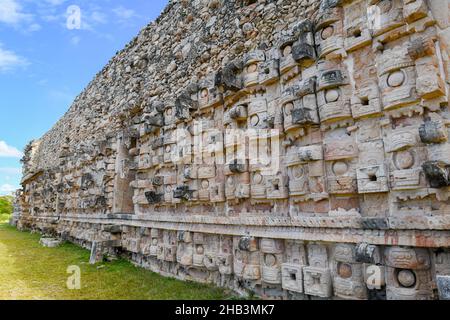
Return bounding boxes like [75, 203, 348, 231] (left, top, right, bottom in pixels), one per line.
[0, 223, 237, 300]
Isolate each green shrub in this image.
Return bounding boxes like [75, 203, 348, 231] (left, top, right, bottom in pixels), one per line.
[0, 196, 13, 223]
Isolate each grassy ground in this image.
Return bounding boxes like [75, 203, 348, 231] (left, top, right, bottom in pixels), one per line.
[0, 222, 236, 300]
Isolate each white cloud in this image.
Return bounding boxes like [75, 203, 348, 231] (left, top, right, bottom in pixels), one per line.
[113, 6, 137, 20]
[0, 183, 18, 195]
[0, 141, 22, 158]
[0, 43, 28, 72]
[0, 0, 32, 25]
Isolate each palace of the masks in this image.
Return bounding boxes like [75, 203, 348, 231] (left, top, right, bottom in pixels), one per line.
[11, 0, 450, 300]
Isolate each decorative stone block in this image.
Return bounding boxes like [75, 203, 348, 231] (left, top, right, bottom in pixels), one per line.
[303, 267, 332, 298]
[282, 263, 304, 293]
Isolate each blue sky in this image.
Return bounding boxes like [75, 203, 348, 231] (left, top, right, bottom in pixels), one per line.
[0, 0, 169, 195]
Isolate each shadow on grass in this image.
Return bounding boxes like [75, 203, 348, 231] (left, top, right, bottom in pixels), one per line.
[0, 224, 238, 300]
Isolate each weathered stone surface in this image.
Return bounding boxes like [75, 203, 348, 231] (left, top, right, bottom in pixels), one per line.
[39, 238, 62, 248]
[12, 0, 450, 300]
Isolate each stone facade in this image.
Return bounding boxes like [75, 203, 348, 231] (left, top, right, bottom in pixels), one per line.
[12, 0, 450, 300]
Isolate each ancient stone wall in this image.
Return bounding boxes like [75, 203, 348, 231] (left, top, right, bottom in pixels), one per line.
[14, 0, 450, 299]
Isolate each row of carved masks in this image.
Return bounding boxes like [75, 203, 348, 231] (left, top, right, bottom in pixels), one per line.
[175, 232, 234, 274]
[281, 242, 436, 300]
[156, 0, 433, 128]
[374, 34, 444, 113]
[319, 0, 430, 55]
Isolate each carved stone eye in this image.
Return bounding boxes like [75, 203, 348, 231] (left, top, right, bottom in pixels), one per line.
[264, 254, 277, 267]
[379, 0, 393, 13]
[325, 89, 340, 103]
[253, 173, 263, 184]
[201, 88, 209, 98]
[338, 262, 353, 279]
[333, 161, 348, 175]
[247, 63, 258, 73]
[321, 26, 334, 40]
[284, 102, 294, 116]
[250, 115, 259, 126]
[196, 245, 204, 255]
[397, 269, 416, 288]
[283, 45, 292, 57]
[387, 70, 405, 87]
[293, 167, 304, 179]
[394, 150, 414, 170]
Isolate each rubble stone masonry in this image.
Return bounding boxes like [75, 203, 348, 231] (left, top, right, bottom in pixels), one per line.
[11, 0, 450, 299]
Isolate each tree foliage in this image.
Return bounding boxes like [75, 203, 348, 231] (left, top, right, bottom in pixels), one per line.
[0, 196, 13, 214]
